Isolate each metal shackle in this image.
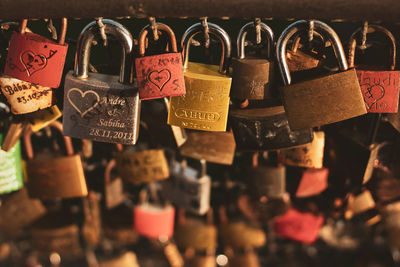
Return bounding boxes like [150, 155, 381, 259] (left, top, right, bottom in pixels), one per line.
[139, 23, 178, 56]
[181, 22, 231, 74]
[290, 30, 325, 53]
[237, 21, 274, 59]
[24, 121, 74, 160]
[276, 20, 348, 86]
[20, 18, 67, 45]
[348, 24, 396, 70]
[74, 19, 134, 84]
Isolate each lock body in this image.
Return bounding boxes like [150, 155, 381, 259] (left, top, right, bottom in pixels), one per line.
[136, 53, 185, 100]
[0, 74, 54, 114]
[0, 139, 23, 194]
[295, 168, 329, 198]
[63, 71, 140, 144]
[168, 62, 231, 132]
[230, 106, 313, 151]
[174, 219, 217, 251]
[249, 165, 286, 199]
[4, 32, 68, 88]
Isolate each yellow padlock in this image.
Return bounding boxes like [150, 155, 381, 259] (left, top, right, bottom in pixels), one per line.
[168, 22, 232, 132]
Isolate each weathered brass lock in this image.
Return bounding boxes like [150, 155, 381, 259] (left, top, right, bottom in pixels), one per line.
[24, 121, 88, 199]
[348, 25, 399, 113]
[136, 23, 185, 100]
[179, 130, 236, 165]
[168, 22, 232, 132]
[230, 105, 313, 151]
[277, 20, 367, 130]
[162, 159, 211, 215]
[279, 131, 325, 168]
[63, 19, 140, 144]
[231, 21, 274, 100]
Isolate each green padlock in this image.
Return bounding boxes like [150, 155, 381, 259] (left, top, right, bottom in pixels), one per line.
[0, 135, 23, 194]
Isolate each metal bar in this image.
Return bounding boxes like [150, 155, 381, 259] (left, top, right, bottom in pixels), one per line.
[0, 0, 399, 22]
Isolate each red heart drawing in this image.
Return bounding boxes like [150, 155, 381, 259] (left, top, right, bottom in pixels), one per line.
[148, 69, 171, 91]
[361, 83, 385, 110]
[20, 50, 47, 76]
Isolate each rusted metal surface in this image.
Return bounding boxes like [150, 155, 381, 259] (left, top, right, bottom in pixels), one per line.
[0, 0, 399, 21]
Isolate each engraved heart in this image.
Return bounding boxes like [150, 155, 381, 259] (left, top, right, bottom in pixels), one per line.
[361, 83, 385, 110]
[20, 50, 47, 76]
[148, 69, 171, 91]
[67, 88, 100, 117]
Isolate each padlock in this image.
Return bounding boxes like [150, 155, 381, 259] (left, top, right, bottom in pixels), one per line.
[4, 18, 68, 88]
[162, 159, 211, 215]
[179, 130, 236, 165]
[82, 191, 102, 246]
[219, 221, 266, 249]
[277, 20, 367, 130]
[345, 190, 377, 220]
[274, 208, 324, 243]
[31, 212, 82, 257]
[115, 145, 169, 184]
[225, 249, 260, 267]
[295, 167, 329, 198]
[99, 252, 139, 267]
[63, 19, 140, 145]
[0, 136, 23, 194]
[24, 121, 88, 199]
[136, 23, 185, 100]
[104, 159, 124, 209]
[0, 188, 46, 237]
[134, 188, 175, 239]
[25, 105, 62, 132]
[230, 105, 314, 151]
[174, 210, 217, 251]
[168, 22, 232, 132]
[348, 25, 399, 113]
[231, 21, 274, 100]
[278, 131, 325, 168]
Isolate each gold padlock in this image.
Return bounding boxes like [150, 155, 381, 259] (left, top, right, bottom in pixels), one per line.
[168, 22, 232, 132]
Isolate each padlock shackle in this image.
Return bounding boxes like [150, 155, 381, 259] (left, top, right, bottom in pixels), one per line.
[104, 159, 116, 185]
[277, 20, 348, 86]
[20, 18, 67, 45]
[74, 19, 134, 84]
[237, 21, 274, 59]
[348, 25, 396, 70]
[23, 121, 74, 160]
[181, 22, 231, 74]
[139, 23, 178, 56]
[290, 31, 325, 53]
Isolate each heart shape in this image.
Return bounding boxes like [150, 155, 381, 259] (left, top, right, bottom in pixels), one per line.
[361, 83, 385, 110]
[20, 50, 47, 76]
[148, 69, 171, 91]
[67, 88, 100, 118]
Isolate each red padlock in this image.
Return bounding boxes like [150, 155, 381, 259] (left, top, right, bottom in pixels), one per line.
[4, 18, 68, 88]
[134, 204, 175, 239]
[295, 168, 329, 198]
[274, 208, 324, 243]
[135, 23, 185, 100]
[348, 25, 399, 113]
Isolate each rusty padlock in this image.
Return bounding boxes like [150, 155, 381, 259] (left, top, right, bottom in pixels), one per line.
[278, 131, 325, 168]
[179, 130, 236, 165]
[136, 23, 185, 100]
[348, 24, 399, 113]
[104, 159, 124, 209]
[4, 18, 68, 88]
[24, 121, 88, 199]
[168, 22, 232, 132]
[63, 19, 140, 144]
[231, 21, 274, 100]
[277, 20, 367, 130]
[230, 104, 314, 151]
[162, 159, 211, 215]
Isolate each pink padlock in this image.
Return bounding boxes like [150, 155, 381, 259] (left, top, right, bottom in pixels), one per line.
[295, 168, 329, 198]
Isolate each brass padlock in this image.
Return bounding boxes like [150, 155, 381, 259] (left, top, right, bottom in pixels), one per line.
[115, 144, 169, 184]
[345, 190, 379, 225]
[231, 21, 274, 100]
[179, 130, 236, 165]
[104, 159, 124, 209]
[230, 105, 314, 151]
[24, 121, 88, 199]
[277, 20, 367, 130]
[279, 131, 325, 168]
[0, 188, 46, 237]
[168, 22, 232, 132]
[99, 252, 139, 267]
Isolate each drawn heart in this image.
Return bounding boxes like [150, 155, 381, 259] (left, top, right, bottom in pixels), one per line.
[148, 69, 171, 91]
[67, 88, 100, 117]
[361, 83, 385, 110]
[20, 50, 47, 76]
